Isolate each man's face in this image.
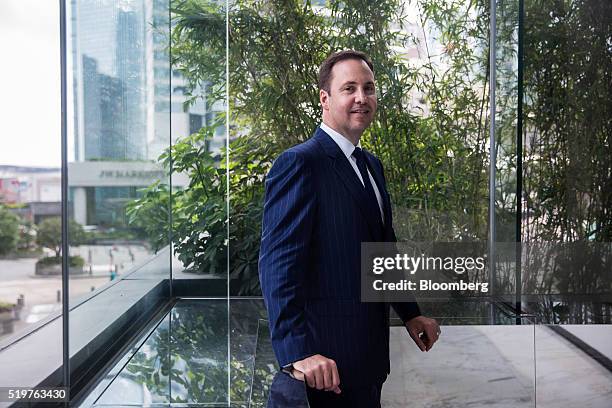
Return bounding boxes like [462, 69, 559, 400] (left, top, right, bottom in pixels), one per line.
[320, 58, 377, 142]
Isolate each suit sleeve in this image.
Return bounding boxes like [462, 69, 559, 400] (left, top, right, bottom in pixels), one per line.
[373, 157, 422, 323]
[389, 216, 421, 322]
[258, 150, 316, 368]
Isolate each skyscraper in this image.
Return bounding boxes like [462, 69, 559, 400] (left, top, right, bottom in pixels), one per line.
[68, 0, 211, 227]
[72, 1, 148, 162]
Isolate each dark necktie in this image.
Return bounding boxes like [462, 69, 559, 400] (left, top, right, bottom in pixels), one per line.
[352, 147, 383, 228]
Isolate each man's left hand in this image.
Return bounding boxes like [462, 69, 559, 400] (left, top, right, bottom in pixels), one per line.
[405, 316, 440, 352]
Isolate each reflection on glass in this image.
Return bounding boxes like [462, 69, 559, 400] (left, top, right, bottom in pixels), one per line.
[91, 300, 542, 407]
[96, 313, 171, 406]
[384, 1, 490, 244]
[519, 0, 612, 325]
[68, 0, 175, 290]
[230, 299, 269, 406]
[95, 299, 229, 406]
[161, 0, 228, 284]
[0, 0, 63, 357]
[92, 299, 282, 407]
[523, 0, 611, 244]
[249, 319, 310, 408]
[494, 0, 520, 246]
[66, 0, 175, 390]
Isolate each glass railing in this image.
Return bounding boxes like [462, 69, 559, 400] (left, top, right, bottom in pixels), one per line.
[80, 299, 544, 407]
[87, 299, 229, 407]
[530, 299, 612, 408]
[249, 319, 309, 408]
[252, 308, 536, 408]
[78, 297, 612, 407]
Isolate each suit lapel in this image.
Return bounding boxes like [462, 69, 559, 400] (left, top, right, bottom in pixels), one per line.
[314, 128, 384, 238]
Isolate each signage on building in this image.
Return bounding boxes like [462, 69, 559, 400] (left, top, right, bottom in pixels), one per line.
[98, 170, 165, 180]
[68, 161, 188, 187]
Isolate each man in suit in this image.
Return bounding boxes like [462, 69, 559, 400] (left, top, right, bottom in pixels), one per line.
[259, 50, 440, 407]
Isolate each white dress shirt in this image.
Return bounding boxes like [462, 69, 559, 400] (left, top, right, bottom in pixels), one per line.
[320, 122, 385, 224]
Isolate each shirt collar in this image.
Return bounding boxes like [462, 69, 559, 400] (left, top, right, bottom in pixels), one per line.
[320, 122, 361, 160]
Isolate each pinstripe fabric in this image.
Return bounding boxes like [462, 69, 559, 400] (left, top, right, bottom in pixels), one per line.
[259, 127, 421, 388]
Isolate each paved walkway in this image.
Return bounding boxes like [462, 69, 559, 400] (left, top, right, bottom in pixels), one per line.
[0, 244, 151, 343]
[386, 325, 612, 408]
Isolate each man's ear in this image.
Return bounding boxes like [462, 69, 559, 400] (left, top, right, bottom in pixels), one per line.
[320, 89, 329, 111]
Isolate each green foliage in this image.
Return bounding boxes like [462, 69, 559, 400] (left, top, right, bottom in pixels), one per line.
[225, 0, 492, 242]
[171, 0, 227, 109]
[163, 124, 227, 275]
[126, 182, 171, 252]
[227, 0, 328, 149]
[0, 301, 14, 313]
[523, 0, 611, 242]
[131, 0, 609, 298]
[226, 137, 277, 293]
[36, 255, 85, 267]
[127, 122, 274, 294]
[337, 0, 491, 240]
[514, 0, 612, 299]
[128, 123, 226, 273]
[122, 302, 266, 404]
[126, 0, 494, 294]
[0, 205, 20, 256]
[36, 217, 86, 258]
[83, 228, 143, 244]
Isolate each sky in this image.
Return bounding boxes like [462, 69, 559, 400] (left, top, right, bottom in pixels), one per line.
[0, 0, 61, 168]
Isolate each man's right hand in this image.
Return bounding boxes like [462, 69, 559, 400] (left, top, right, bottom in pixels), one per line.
[291, 354, 341, 394]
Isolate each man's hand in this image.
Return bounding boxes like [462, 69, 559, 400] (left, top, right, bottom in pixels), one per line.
[406, 316, 440, 352]
[291, 354, 342, 394]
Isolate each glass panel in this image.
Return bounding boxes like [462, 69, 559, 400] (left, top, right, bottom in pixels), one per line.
[164, 0, 230, 402]
[229, 299, 269, 407]
[250, 309, 535, 407]
[386, 0, 490, 243]
[166, 0, 228, 293]
[535, 321, 612, 407]
[67, 0, 172, 388]
[92, 299, 229, 406]
[250, 319, 310, 408]
[494, 0, 520, 243]
[521, 1, 612, 405]
[520, 1, 612, 404]
[522, 0, 611, 244]
[68, 0, 172, 283]
[522, 0, 612, 296]
[227, 0, 494, 402]
[493, 0, 520, 302]
[93, 311, 172, 406]
[83, 300, 537, 407]
[0, 0, 64, 388]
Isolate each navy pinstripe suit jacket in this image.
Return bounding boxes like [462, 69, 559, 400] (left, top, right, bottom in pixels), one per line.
[259, 127, 421, 387]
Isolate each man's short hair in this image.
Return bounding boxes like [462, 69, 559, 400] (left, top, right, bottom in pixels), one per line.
[318, 50, 374, 93]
